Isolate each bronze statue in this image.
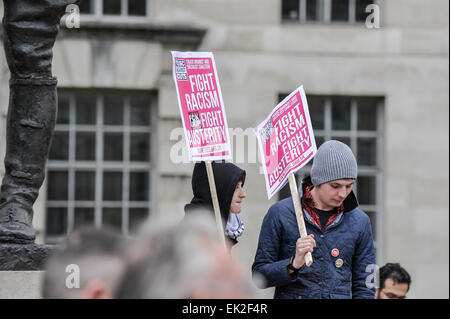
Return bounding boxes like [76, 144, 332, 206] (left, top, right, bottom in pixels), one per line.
[0, 0, 78, 244]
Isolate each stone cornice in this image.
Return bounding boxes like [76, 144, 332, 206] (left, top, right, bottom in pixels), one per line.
[57, 22, 207, 47]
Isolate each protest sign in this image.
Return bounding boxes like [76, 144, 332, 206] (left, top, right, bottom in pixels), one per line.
[255, 85, 317, 266]
[171, 51, 231, 162]
[172, 51, 230, 247]
[255, 85, 317, 199]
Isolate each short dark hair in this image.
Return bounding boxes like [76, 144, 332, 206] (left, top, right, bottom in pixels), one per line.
[379, 263, 411, 291]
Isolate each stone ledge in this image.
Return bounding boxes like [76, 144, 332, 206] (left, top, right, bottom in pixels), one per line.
[0, 271, 44, 299]
[58, 23, 207, 46]
[0, 244, 55, 271]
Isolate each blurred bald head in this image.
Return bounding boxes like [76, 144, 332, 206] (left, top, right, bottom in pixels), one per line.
[42, 227, 126, 299]
[116, 213, 254, 299]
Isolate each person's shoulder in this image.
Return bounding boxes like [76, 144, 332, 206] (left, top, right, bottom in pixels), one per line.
[270, 196, 294, 211]
[345, 207, 371, 226]
[264, 197, 295, 221]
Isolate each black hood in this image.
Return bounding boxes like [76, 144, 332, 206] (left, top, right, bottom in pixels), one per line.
[184, 161, 246, 223]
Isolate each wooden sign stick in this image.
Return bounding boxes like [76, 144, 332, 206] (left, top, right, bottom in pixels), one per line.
[288, 173, 313, 266]
[205, 161, 227, 249]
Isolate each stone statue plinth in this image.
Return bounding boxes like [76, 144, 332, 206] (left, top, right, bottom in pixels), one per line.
[0, 244, 55, 270]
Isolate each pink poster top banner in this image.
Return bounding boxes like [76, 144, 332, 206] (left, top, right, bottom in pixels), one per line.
[255, 86, 317, 199]
[171, 51, 232, 161]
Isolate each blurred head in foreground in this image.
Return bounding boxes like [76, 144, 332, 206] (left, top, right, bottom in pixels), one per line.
[42, 227, 126, 299]
[116, 213, 254, 298]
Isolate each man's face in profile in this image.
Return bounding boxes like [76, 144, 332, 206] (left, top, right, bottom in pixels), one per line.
[376, 278, 409, 299]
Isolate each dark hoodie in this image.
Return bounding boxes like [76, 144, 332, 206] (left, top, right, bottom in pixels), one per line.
[184, 161, 246, 243]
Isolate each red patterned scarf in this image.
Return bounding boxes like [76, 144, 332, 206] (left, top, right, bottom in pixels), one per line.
[301, 185, 344, 231]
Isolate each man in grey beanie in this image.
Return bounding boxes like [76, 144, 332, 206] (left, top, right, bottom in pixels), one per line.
[252, 140, 376, 299]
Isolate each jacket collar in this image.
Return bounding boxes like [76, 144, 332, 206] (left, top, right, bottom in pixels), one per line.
[299, 176, 359, 213]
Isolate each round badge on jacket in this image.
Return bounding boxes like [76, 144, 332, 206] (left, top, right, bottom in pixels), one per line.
[335, 258, 344, 268]
[331, 248, 339, 257]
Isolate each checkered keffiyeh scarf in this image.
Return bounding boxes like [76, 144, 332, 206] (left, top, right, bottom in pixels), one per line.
[225, 213, 244, 240]
[301, 185, 344, 231]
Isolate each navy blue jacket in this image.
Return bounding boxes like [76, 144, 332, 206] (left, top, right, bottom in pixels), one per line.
[252, 177, 376, 299]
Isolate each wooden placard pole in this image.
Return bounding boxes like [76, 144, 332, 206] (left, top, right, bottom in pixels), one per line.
[288, 173, 313, 267]
[205, 161, 227, 249]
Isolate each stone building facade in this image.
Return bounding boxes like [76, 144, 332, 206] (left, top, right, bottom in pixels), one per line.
[0, 0, 448, 298]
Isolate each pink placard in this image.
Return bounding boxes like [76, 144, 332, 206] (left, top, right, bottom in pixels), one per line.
[255, 86, 317, 199]
[172, 51, 231, 161]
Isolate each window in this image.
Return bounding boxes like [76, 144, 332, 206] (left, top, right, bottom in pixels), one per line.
[80, 0, 150, 18]
[282, 0, 377, 24]
[277, 94, 384, 258]
[46, 90, 154, 243]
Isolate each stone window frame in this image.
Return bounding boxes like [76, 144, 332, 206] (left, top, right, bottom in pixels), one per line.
[45, 89, 155, 244]
[282, 0, 378, 24]
[80, 0, 152, 21]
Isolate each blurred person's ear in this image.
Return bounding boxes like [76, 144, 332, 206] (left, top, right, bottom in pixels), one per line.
[79, 280, 113, 299]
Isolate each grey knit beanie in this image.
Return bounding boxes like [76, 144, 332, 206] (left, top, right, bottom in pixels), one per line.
[310, 140, 357, 186]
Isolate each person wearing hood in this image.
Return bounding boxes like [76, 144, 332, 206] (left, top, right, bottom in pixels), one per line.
[184, 161, 247, 248]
